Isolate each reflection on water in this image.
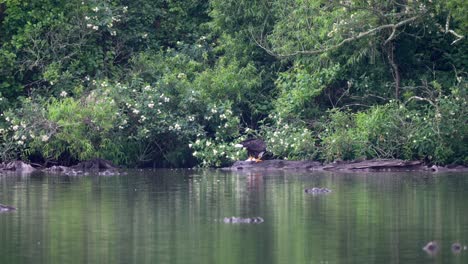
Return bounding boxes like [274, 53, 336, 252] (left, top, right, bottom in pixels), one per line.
[1, 170, 467, 264]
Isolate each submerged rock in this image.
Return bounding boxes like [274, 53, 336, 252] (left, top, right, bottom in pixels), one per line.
[423, 241, 439, 256]
[0, 204, 16, 212]
[44, 158, 121, 176]
[223, 216, 264, 224]
[452, 243, 462, 254]
[304, 187, 332, 194]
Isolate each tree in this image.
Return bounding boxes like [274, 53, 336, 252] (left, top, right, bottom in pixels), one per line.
[251, 0, 466, 100]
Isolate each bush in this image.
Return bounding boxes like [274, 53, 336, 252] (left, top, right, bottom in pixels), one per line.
[318, 82, 467, 165]
[261, 114, 317, 160]
[2, 92, 120, 165]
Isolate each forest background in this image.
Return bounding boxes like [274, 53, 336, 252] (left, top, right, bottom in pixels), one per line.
[0, 0, 466, 168]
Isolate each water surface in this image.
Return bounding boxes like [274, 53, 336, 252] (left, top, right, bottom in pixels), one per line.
[1, 170, 467, 263]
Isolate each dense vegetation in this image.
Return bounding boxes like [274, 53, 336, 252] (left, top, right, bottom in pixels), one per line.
[0, 0, 466, 167]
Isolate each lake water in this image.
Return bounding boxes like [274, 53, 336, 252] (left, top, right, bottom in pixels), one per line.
[1, 170, 467, 264]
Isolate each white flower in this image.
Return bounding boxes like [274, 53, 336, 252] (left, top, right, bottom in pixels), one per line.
[5, 117, 10, 122]
[92, 25, 99, 31]
[177, 73, 186, 79]
[87, 23, 93, 28]
[142, 33, 148, 39]
[213, 149, 217, 154]
[148, 103, 154, 108]
[206, 141, 211, 146]
[174, 123, 181, 130]
[41, 135, 49, 142]
[21, 135, 26, 140]
[123, 6, 128, 13]
[60, 91, 67, 97]
[17, 140, 24, 145]
[85, 16, 90, 20]
[92, 7, 99, 12]
[164, 97, 170, 103]
[12, 125, 19, 131]
[132, 109, 140, 114]
[110, 30, 117, 36]
[193, 151, 198, 157]
[188, 144, 192, 148]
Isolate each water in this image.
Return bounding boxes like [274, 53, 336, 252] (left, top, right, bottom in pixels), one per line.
[1, 170, 467, 264]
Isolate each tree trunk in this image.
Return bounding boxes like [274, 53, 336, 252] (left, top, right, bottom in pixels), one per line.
[386, 42, 401, 100]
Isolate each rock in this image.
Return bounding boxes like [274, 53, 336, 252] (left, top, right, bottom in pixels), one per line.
[431, 165, 468, 172]
[0, 204, 16, 212]
[43, 165, 69, 173]
[1, 161, 36, 173]
[452, 243, 462, 254]
[304, 187, 332, 194]
[423, 241, 439, 256]
[71, 158, 118, 171]
[223, 216, 264, 224]
[43, 158, 120, 176]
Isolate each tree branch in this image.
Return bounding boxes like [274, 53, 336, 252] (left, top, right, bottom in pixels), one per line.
[445, 13, 464, 45]
[253, 15, 420, 58]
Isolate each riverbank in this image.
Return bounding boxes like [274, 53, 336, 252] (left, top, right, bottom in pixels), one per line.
[224, 159, 468, 172]
[1, 158, 467, 175]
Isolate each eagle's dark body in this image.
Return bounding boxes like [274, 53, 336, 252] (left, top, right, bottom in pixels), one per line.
[236, 138, 267, 161]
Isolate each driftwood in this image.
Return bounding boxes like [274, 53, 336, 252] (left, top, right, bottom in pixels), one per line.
[322, 159, 424, 171]
[228, 160, 322, 171]
[227, 159, 468, 172]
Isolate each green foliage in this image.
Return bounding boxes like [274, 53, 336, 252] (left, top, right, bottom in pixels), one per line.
[0, 0, 466, 167]
[319, 82, 467, 164]
[275, 63, 341, 119]
[261, 115, 317, 160]
[189, 102, 243, 167]
[2, 93, 121, 164]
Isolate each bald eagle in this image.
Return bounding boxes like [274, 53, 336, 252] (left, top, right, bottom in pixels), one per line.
[235, 138, 266, 162]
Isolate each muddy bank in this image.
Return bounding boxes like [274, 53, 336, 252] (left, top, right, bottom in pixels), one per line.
[225, 159, 468, 172]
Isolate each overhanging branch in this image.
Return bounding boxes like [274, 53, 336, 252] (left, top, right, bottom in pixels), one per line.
[253, 15, 420, 58]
